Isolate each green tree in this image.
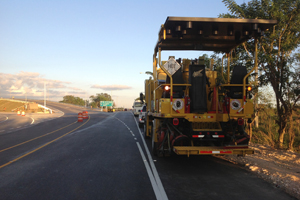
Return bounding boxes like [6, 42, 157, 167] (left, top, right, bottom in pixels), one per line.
[221, 0, 300, 148]
[89, 93, 113, 108]
[60, 95, 85, 106]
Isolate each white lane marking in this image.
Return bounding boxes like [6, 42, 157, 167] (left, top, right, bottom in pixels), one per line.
[133, 114, 168, 200]
[115, 116, 168, 200]
[30, 117, 35, 124]
[136, 142, 165, 200]
[0, 116, 9, 123]
[0, 130, 5, 132]
[27, 107, 65, 126]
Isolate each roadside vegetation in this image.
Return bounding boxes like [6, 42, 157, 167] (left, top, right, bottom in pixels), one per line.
[89, 93, 113, 108]
[0, 100, 25, 112]
[60, 95, 86, 106]
[218, 0, 300, 151]
[60, 93, 114, 108]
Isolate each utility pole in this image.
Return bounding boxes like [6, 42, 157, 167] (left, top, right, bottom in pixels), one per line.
[254, 37, 259, 128]
[44, 82, 46, 109]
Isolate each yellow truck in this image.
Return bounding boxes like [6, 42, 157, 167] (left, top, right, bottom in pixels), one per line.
[143, 17, 276, 157]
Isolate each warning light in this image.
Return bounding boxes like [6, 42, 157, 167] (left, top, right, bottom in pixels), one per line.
[173, 118, 179, 126]
[164, 86, 170, 91]
[247, 86, 252, 91]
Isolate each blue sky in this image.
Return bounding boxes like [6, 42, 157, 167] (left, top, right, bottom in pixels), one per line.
[0, 0, 248, 108]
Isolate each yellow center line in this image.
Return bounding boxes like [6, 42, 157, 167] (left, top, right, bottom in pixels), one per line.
[0, 116, 90, 169]
[0, 121, 78, 153]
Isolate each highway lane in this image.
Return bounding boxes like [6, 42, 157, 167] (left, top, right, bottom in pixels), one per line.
[0, 101, 295, 200]
[0, 113, 33, 134]
[0, 104, 158, 200]
[0, 101, 64, 135]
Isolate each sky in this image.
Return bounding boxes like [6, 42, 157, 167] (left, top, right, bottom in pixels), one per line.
[0, 0, 248, 108]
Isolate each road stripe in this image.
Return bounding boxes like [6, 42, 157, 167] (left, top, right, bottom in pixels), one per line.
[133, 114, 168, 200]
[0, 121, 77, 153]
[136, 142, 164, 200]
[0, 116, 8, 123]
[0, 117, 90, 169]
[115, 116, 168, 200]
[30, 117, 34, 124]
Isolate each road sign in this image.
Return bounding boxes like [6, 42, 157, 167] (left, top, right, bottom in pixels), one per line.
[100, 101, 113, 107]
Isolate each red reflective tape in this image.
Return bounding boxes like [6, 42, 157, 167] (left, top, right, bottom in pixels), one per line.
[176, 110, 180, 113]
[200, 151, 212, 154]
[219, 135, 224, 138]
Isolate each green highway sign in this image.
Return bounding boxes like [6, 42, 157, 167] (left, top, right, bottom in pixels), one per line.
[100, 101, 113, 107]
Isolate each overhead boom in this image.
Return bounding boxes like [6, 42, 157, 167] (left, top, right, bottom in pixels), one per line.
[155, 17, 277, 54]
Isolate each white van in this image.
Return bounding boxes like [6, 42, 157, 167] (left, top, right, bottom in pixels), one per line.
[132, 100, 143, 116]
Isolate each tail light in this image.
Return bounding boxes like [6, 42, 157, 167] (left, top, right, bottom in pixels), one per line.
[173, 118, 179, 126]
[238, 118, 244, 125]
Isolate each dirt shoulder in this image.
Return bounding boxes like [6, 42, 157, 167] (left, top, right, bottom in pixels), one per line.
[220, 143, 300, 199]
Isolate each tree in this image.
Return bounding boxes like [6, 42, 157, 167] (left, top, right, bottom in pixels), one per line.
[60, 95, 85, 106]
[89, 93, 113, 108]
[221, 0, 300, 148]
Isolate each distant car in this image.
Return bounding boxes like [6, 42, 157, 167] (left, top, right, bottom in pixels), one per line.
[132, 101, 143, 116]
[138, 105, 146, 127]
[124, 108, 127, 111]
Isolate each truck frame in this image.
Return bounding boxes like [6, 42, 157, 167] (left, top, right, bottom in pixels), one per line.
[143, 17, 276, 157]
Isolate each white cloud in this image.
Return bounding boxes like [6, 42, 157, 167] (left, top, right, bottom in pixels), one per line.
[0, 71, 73, 100]
[91, 84, 132, 91]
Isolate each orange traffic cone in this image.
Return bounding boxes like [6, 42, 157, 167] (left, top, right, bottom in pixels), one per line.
[78, 112, 83, 122]
[82, 111, 88, 119]
[21, 111, 25, 116]
[17, 110, 20, 116]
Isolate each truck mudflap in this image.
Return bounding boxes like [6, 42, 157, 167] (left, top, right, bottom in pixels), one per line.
[173, 146, 254, 157]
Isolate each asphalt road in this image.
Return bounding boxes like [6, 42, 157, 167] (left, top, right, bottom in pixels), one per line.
[0, 101, 296, 200]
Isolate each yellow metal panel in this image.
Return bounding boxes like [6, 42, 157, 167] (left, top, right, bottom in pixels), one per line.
[245, 101, 254, 114]
[159, 98, 185, 114]
[216, 114, 229, 121]
[159, 98, 170, 113]
[206, 71, 218, 87]
[185, 114, 216, 122]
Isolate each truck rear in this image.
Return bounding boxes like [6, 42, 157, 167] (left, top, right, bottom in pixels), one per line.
[143, 17, 276, 157]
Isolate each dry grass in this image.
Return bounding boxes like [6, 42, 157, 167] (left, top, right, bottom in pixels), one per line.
[0, 100, 25, 112]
